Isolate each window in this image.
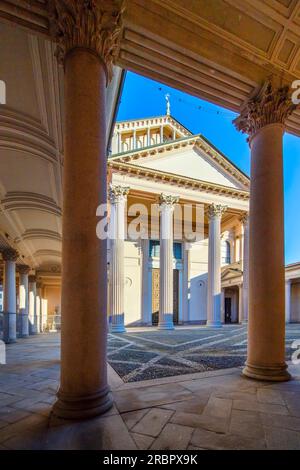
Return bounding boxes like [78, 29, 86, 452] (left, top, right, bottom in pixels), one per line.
[149, 241, 182, 260]
[173, 242, 182, 260]
[149, 240, 160, 258]
[221, 240, 231, 265]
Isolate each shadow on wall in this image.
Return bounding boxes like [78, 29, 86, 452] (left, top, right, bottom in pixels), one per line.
[189, 272, 208, 324]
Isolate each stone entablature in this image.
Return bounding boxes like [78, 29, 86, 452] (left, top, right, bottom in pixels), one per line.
[108, 160, 249, 201]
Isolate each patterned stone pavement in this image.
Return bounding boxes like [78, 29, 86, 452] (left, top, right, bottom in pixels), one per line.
[108, 324, 300, 382]
[0, 330, 300, 450]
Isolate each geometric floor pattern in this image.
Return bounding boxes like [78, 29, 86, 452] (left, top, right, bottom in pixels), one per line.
[0, 332, 300, 450]
[108, 324, 300, 382]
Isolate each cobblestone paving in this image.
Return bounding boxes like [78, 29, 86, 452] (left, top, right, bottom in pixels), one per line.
[108, 324, 300, 382]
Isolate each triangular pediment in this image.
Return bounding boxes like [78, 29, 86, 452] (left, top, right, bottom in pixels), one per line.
[115, 136, 249, 190]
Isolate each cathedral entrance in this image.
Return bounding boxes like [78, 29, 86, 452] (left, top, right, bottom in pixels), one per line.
[225, 297, 232, 324]
[151, 268, 179, 325]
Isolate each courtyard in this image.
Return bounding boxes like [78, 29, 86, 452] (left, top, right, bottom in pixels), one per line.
[108, 324, 300, 382]
[0, 327, 300, 450]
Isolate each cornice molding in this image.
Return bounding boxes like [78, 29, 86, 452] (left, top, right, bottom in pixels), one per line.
[0, 106, 58, 163]
[48, 0, 124, 82]
[15, 229, 62, 244]
[1, 192, 61, 216]
[108, 161, 249, 201]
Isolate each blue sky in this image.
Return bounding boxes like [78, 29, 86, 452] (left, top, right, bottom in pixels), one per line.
[117, 72, 300, 264]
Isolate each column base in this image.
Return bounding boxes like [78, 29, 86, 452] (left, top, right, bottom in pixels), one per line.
[157, 322, 174, 330]
[52, 386, 113, 420]
[111, 324, 126, 333]
[206, 321, 223, 328]
[3, 312, 17, 344]
[243, 362, 291, 382]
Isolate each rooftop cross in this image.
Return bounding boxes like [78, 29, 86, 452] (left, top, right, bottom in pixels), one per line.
[165, 93, 170, 115]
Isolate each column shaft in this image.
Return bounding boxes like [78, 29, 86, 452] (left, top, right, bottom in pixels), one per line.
[285, 280, 291, 324]
[158, 195, 178, 330]
[3, 257, 17, 343]
[28, 278, 37, 335]
[207, 205, 226, 327]
[18, 268, 29, 337]
[245, 124, 289, 381]
[109, 185, 129, 333]
[242, 216, 249, 323]
[53, 50, 111, 419]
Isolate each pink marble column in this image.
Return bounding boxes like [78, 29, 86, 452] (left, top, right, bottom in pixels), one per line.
[234, 82, 296, 381]
[49, 0, 124, 419]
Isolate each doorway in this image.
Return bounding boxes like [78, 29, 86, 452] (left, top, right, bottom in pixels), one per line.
[152, 268, 179, 325]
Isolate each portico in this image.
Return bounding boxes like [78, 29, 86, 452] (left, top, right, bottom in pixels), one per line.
[0, 0, 300, 430]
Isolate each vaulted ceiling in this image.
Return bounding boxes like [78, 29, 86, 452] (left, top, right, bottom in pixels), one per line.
[0, 21, 123, 273]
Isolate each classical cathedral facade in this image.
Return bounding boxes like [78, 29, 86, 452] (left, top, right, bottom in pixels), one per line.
[107, 112, 300, 331]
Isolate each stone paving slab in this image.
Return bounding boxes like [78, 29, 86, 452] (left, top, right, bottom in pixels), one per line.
[0, 332, 300, 450]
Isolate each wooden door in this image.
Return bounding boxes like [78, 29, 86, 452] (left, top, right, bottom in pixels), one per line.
[152, 268, 160, 325]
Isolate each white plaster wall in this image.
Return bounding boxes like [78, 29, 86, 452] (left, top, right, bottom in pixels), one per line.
[189, 239, 209, 322]
[291, 282, 300, 323]
[124, 240, 142, 326]
[137, 147, 239, 188]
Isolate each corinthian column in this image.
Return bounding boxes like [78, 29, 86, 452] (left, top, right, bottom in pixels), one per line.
[158, 194, 179, 330]
[18, 265, 30, 338]
[109, 184, 129, 333]
[28, 275, 37, 335]
[241, 214, 249, 323]
[49, 0, 124, 419]
[234, 81, 296, 381]
[2, 248, 18, 343]
[206, 204, 227, 328]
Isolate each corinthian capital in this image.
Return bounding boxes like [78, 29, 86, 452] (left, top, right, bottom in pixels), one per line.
[233, 81, 296, 140]
[48, 0, 124, 82]
[1, 248, 18, 262]
[18, 264, 31, 275]
[109, 184, 130, 203]
[159, 193, 179, 207]
[207, 203, 227, 219]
